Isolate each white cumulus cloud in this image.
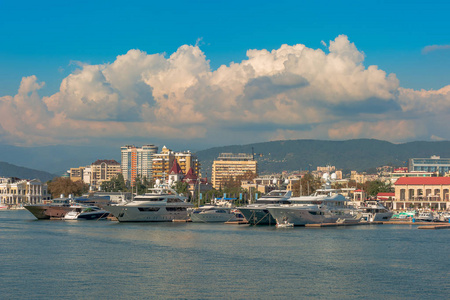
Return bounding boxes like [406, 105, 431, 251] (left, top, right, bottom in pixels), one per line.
[0, 35, 448, 147]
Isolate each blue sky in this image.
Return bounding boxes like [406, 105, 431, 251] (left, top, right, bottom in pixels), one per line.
[0, 0, 449, 149]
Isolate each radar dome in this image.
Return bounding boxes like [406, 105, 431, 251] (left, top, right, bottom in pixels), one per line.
[272, 178, 277, 185]
[330, 173, 337, 180]
[155, 179, 161, 186]
[322, 173, 329, 180]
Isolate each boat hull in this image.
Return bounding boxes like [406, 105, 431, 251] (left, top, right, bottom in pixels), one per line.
[238, 207, 277, 225]
[268, 207, 359, 226]
[190, 211, 237, 223]
[107, 205, 190, 222]
[24, 205, 73, 220]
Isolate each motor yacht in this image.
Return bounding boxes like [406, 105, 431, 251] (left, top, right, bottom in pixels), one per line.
[267, 188, 362, 226]
[107, 185, 193, 222]
[190, 205, 239, 223]
[64, 206, 110, 220]
[416, 211, 437, 222]
[24, 196, 77, 219]
[238, 190, 292, 225]
[359, 200, 393, 222]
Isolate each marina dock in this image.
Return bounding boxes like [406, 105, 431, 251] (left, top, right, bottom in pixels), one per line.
[418, 224, 450, 230]
[305, 222, 383, 227]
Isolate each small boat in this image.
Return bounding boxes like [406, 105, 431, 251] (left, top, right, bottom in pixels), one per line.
[416, 211, 437, 222]
[276, 220, 294, 228]
[64, 206, 110, 220]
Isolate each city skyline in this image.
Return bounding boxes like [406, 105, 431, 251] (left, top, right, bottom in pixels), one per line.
[0, 0, 449, 150]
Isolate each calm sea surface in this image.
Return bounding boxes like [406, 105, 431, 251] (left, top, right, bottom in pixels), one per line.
[0, 210, 449, 299]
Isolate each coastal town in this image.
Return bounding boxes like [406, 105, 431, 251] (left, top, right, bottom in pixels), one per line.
[1, 144, 450, 226]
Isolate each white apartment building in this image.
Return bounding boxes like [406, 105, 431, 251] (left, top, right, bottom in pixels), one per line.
[121, 144, 158, 185]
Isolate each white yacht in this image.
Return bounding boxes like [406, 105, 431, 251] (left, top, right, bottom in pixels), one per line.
[238, 190, 292, 225]
[190, 205, 239, 223]
[359, 200, 393, 222]
[416, 211, 437, 222]
[64, 206, 110, 220]
[267, 188, 362, 226]
[107, 185, 193, 222]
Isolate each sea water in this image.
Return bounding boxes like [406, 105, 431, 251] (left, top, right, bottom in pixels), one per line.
[0, 210, 448, 299]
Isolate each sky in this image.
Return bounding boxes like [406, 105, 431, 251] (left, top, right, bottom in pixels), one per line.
[0, 0, 449, 151]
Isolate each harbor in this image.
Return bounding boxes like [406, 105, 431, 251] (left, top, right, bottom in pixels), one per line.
[1, 209, 449, 299]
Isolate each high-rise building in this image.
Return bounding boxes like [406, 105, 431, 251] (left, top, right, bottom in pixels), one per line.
[121, 144, 158, 185]
[152, 146, 200, 181]
[211, 153, 258, 189]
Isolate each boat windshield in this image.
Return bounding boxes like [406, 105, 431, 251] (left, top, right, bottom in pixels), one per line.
[256, 200, 291, 204]
[134, 197, 166, 202]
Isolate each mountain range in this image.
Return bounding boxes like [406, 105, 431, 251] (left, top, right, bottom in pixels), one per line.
[195, 139, 450, 176]
[2, 139, 450, 181]
[0, 162, 57, 182]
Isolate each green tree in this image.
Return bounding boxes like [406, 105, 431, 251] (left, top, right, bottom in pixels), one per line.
[363, 180, 393, 197]
[48, 177, 89, 198]
[174, 181, 190, 197]
[100, 173, 127, 192]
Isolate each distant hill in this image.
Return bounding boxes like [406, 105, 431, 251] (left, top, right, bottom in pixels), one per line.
[0, 144, 120, 175]
[196, 139, 450, 176]
[0, 161, 58, 182]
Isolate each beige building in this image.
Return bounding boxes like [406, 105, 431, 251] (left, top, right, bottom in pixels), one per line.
[0, 178, 51, 206]
[394, 177, 450, 210]
[351, 171, 379, 184]
[212, 153, 257, 189]
[69, 167, 85, 182]
[90, 159, 121, 190]
[152, 146, 200, 181]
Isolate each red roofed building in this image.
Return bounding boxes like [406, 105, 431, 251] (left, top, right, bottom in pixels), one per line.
[168, 160, 184, 184]
[182, 167, 212, 199]
[394, 177, 450, 210]
[376, 192, 395, 201]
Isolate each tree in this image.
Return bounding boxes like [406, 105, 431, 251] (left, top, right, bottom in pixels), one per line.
[174, 181, 189, 197]
[363, 180, 393, 197]
[48, 177, 89, 198]
[100, 173, 127, 192]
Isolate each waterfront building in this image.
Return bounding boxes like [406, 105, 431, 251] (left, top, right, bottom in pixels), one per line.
[0, 178, 51, 206]
[408, 155, 450, 175]
[90, 159, 121, 190]
[211, 153, 257, 189]
[121, 144, 158, 186]
[393, 177, 450, 210]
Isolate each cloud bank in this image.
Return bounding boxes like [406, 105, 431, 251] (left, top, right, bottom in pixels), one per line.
[422, 44, 450, 54]
[0, 35, 449, 147]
